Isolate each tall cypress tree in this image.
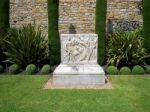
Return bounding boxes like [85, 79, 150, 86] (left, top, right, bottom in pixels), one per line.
[0, 0, 9, 65]
[48, 0, 60, 65]
[143, 0, 150, 64]
[96, 0, 107, 65]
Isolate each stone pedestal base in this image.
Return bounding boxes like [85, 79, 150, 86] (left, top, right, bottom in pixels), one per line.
[53, 64, 105, 86]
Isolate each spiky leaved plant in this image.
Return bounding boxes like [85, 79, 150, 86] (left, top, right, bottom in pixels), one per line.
[106, 27, 148, 67]
[2, 23, 49, 67]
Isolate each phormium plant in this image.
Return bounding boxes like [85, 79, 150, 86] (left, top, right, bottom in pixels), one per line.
[106, 27, 149, 67]
[2, 23, 49, 67]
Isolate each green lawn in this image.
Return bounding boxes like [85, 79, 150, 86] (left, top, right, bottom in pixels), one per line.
[0, 75, 150, 112]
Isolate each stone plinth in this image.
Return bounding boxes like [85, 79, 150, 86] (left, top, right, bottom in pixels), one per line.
[53, 34, 105, 86]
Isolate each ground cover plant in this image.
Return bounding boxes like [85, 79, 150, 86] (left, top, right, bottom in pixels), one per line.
[0, 75, 150, 112]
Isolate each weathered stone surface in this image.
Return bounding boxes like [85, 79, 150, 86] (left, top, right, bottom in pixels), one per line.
[61, 34, 98, 64]
[108, 20, 140, 32]
[53, 34, 105, 86]
[59, 0, 96, 34]
[10, 0, 48, 35]
[106, 0, 143, 32]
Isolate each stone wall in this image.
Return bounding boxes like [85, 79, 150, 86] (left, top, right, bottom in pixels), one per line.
[10, 0, 144, 34]
[10, 0, 48, 35]
[59, 0, 96, 34]
[106, 0, 143, 32]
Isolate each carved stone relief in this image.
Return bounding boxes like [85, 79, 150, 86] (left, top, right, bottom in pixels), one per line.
[61, 34, 98, 64]
[108, 20, 140, 33]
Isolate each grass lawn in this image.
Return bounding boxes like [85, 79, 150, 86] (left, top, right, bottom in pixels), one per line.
[0, 75, 150, 112]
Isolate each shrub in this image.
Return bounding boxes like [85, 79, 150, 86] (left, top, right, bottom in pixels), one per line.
[9, 64, 19, 74]
[25, 64, 37, 75]
[106, 27, 148, 67]
[107, 66, 118, 75]
[119, 67, 131, 75]
[145, 66, 150, 74]
[41, 64, 51, 74]
[96, 0, 107, 65]
[2, 23, 49, 67]
[0, 65, 3, 73]
[48, 0, 60, 65]
[132, 65, 145, 75]
[0, 0, 9, 65]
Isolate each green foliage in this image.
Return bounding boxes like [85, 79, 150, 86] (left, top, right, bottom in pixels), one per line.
[0, 65, 3, 73]
[9, 64, 19, 74]
[107, 66, 118, 75]
[143, 0, 150, 64]
[96, 0, 107, 65]
[119, 67, 131, 75]
[107, 28, 148, 67]
[145, 66, 150, 74]
[0, 0, 9, 28]
[25, 64, 37, 75]
[2, 24, 48, 67]
[0, 0, 9, 65]
[48, 0, 60, 65]
[132, 65, 145, 75]
[0, 27, 7, 65]
[41, 64, 51, 74]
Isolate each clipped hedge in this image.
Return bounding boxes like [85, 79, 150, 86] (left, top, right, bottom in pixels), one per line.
[0, 0, 9, 28]
[96, 0, 107, 65]
[0, 65, 3, 73]
[0, 0, 9, 65]
[145, 66, 150, 74]
[143, 0, 150, 64]
[25, 64, 37, 75]
[41, 64, 51, 74]
[48, 0, 60, 65]
[119, 67, 131, 75]
[9, 64, 19, 74]
[132, 65, 145, 75]
[107, 66, 118, 75]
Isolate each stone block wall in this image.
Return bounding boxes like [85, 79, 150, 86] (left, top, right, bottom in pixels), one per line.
[106, 0, 143, 32]
[9, 0, 144, 34]
[59, 0, 96, 34]
[10, 0, 48, 35]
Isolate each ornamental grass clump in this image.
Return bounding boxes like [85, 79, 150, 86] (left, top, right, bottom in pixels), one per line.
[107, 27, 148, 67]
[25, 64, 37, 75]
[41, 64, 51, 74]
[107, 66, 118, 75]
[9, 64, 19, 74]
[132, 65, 145, 75]
[119, 66, 131, 75]
[2, 23, 48, 67]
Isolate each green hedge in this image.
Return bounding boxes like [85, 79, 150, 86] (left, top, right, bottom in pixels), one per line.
[0, 0, 9, 28]
[0, 0, 9, 65]
[48, 0, 60, 65]
[96, 0, 107, 65]
[143, 0, 150, 63]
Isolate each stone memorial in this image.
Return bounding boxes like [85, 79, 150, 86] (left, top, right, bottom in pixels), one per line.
[53, 0, 105, 86]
